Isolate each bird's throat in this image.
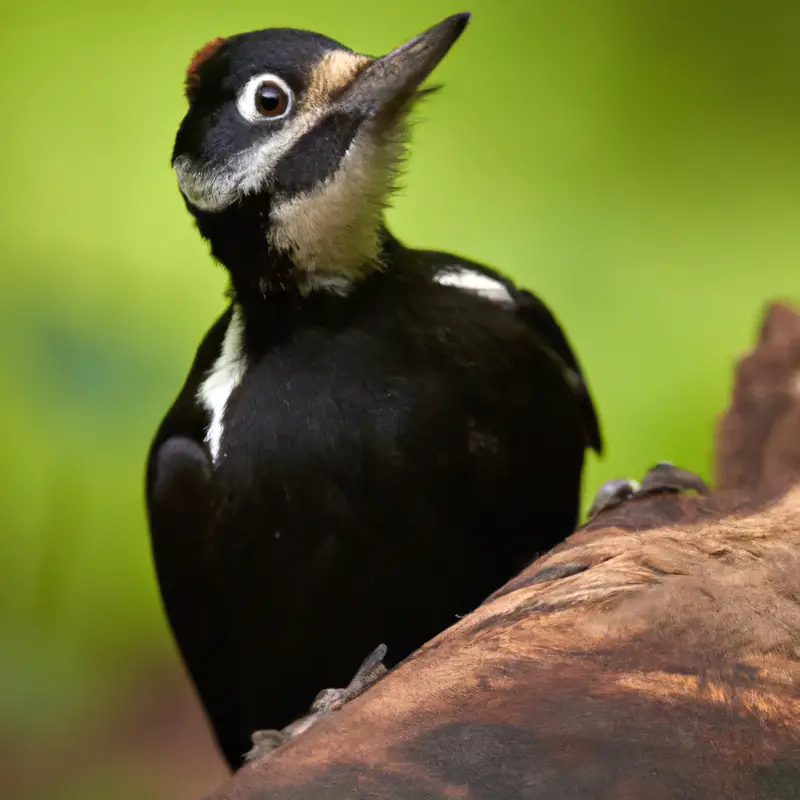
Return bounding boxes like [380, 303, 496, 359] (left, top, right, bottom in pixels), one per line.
[190, 188, 384, 303]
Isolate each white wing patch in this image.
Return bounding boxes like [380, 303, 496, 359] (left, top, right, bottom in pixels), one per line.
[197, 305, 247, 463]
[434, 267, 516, 307]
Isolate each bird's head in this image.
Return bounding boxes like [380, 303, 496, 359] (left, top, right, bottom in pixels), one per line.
[172, 13, 470, 297]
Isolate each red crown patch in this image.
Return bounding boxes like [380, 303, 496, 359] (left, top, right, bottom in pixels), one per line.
[185, 37, 227, 102]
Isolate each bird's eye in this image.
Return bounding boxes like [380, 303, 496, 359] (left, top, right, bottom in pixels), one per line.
[237, 74, 294, 123]
[254, 81, 290, 118]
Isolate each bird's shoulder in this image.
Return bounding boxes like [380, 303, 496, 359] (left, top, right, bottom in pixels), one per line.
[404, 247, 603, 453]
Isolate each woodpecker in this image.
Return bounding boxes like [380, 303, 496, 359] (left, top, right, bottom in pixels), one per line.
[146, 13, 603, 772]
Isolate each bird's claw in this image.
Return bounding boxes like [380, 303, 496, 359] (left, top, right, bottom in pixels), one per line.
[244, 643, 388, 762]
[244, 728, 287, 761]
[309, 642, 388, 714]
[587, 462, 709, 520]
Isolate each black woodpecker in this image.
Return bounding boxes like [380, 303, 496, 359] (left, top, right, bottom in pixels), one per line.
[146, 13, 603, 772]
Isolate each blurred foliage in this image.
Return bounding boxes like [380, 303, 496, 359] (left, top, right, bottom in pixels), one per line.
[2, 0, 800, 796]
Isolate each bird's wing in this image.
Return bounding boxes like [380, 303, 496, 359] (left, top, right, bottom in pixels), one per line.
[144, 309, 247, 768]
[512, 286, 603, 454]
[421, 250, 603, 454]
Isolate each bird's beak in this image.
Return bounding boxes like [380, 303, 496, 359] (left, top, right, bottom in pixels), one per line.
[339, 13, 471, 119]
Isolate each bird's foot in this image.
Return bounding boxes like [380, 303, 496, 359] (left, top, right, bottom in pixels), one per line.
[587, 462, 709, 520]
[244, 643, 388, 762]
[307, 642, 388, 716]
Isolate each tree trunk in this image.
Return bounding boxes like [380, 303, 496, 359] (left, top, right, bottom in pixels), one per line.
[204, 303, 800, 800]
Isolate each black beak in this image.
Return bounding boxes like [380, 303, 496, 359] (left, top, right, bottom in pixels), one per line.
[339, 13, 471, 118]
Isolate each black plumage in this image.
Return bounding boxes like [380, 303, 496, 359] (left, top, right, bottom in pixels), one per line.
[146, 14, 602, 771]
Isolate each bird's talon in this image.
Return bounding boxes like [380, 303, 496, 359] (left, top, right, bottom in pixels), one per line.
[344, 642, 388, 695]
[638, 462, 709, 497]
[310, 642, 388, 714]
[244, 644, 388, 763]
[588, 464, 708, 520]
[309, 687, 347, 713]
[587, 478, 641, 519]
[244, 728, 286, 762]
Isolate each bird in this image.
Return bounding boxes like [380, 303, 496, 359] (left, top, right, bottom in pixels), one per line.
[146, 12, 603, 772]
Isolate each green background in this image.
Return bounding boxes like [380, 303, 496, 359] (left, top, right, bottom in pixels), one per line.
[2, 0, 799, 796]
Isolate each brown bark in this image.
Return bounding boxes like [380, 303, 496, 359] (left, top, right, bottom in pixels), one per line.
[205, 303, 800, 800]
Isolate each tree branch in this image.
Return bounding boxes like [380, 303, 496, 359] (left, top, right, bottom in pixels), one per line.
[204, 302, 800, 800]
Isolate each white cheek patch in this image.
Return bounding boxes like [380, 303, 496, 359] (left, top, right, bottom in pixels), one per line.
[434, 267, 516, 308]
[174, 152, 248, 212]
[196, 305, 247, 463]
[174, 113, 320, 213]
